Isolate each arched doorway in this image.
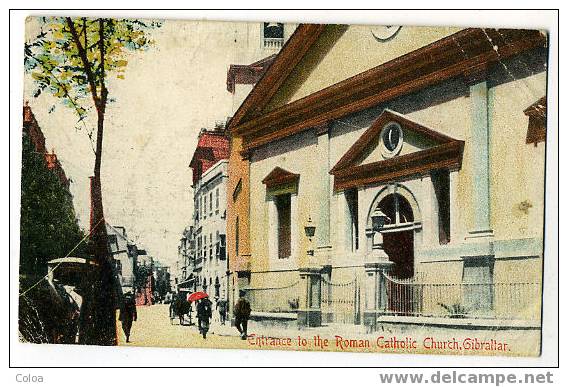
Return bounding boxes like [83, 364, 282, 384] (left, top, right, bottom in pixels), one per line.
[367, 185, 421, 315]
[377, 193, 415, 279]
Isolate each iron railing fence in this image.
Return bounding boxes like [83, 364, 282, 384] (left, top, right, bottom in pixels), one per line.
[384, 273, 541, 321]
[321, 268, 361, 325]
[244, 271, 300, 313]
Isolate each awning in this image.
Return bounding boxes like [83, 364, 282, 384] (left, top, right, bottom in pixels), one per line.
[177, 278, 194, 289]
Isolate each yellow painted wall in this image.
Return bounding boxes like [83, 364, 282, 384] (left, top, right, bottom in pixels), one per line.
[226, 135, 251, 272]
[249, 131, 322, 273]
[489, 73, 547, 241]
[405, 95, 473, 242]
[265, 24, 462, 111]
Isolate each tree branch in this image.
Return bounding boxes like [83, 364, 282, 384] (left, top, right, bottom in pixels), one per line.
[83, 18, 87, 49]
[66, 17, 100, 108]
[27, 39, 97, 156]
[98, 18, 108, 108]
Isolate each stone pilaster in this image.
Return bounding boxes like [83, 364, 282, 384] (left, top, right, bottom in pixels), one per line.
[363, 228, 393, 332]
[465, 66, 494, 239]
[297, 266, 323, 328]
[315, 123, 331, 251]
[463, 67, 495, 262]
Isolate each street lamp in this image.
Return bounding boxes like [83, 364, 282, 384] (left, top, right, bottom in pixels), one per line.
[304, 216, 316, 256]
[371, 208, 390, 232]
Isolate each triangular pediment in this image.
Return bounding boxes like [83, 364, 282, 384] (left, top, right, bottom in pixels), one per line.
[262, 167, 300, 189]
[262, 25, 461, 113]
[330, 110, 464, 191]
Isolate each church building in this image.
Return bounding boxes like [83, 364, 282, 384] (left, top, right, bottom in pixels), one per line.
[226, 24, 547, 331]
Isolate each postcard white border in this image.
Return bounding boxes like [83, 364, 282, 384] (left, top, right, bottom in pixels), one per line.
[5, 7, 559, 369]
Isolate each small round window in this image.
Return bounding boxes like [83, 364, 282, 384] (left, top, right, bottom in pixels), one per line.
[380, 122, 403, 158]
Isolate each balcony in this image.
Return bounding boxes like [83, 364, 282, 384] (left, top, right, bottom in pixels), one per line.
[263, 38, 284, 49]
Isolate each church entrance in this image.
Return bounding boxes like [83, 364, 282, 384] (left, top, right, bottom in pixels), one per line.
[376, 193, 415, 278]
[374, 192, 417, 314]
[383, 230, 414, 279]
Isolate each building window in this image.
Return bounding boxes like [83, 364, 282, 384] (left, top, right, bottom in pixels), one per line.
[215, 188, 219, 214]
[345, 189, 359, 251]
[203, 195, 206, 219]
[235, 216, 240, 257]
[462, 257, 494, 314]
[197, 236, 202, 259]
[215, 231, 220, 261]
[209, 233, 213, 260]
[276, 193, 292, 259]
[262, 22, 284, 49]
[209, 192, 213, 216]
[218, 234, 226, 260]
[107, 234, 118, 252]
[379, 122, 403, 158]
[233, 179, 242, 202]
[114, 259, 122, 275]
[431, 169, 451, 245]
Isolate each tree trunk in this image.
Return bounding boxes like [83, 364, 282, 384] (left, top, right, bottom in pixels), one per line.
[86, 108, 117, 346]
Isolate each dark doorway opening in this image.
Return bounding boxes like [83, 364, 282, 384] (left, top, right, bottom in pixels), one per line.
[376, 193, 415, 278]
[376, 192, 416, 315]
[383, 230, 414, 279]
[276, 194, 291, 259]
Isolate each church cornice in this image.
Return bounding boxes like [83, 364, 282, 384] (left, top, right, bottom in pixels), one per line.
[233, 28, 546, 154]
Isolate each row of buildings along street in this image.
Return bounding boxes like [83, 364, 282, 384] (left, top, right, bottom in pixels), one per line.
[174, 21, 296, 313]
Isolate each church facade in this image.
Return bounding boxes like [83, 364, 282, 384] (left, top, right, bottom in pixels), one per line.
[226, 24, 547, 331]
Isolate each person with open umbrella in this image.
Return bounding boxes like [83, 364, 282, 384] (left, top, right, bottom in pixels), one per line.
[192, 292, 212, 339]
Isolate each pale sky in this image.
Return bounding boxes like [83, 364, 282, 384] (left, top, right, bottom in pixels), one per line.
[24, 19, 265, 268]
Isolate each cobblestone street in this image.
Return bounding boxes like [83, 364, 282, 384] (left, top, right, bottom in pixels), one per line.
[117, 304, 541, 356]
[117, 304, 251, 349]
[116, 304, 369, 352]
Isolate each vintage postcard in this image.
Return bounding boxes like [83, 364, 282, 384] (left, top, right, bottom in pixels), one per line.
[19, 16, 548, 357]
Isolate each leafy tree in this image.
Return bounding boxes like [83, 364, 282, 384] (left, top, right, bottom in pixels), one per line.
[20, 132, 88, 276]
[24, 16, 161, 345]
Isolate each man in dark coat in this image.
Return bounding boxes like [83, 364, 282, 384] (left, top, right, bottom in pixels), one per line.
[196, 297, 212, 339]
[119, 293, 137, 343]
[233, 291, 251, 340]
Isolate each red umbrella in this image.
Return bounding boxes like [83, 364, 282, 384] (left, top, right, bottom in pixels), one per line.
[187, 291, 208, 303]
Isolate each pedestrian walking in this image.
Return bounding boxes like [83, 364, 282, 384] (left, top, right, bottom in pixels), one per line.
[217, 298, 228, 325]
[196, 296, 212, 339]
[233, 291, 251, 340]
[119, 293, 137, 343]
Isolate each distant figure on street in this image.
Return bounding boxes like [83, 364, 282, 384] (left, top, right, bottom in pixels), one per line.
[170, 293, 190, 325]
[234, 291, 251, 340]
[217, 299, 228, 325]
[119, 293, 137, 343]
[197, 297, 212, 339]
